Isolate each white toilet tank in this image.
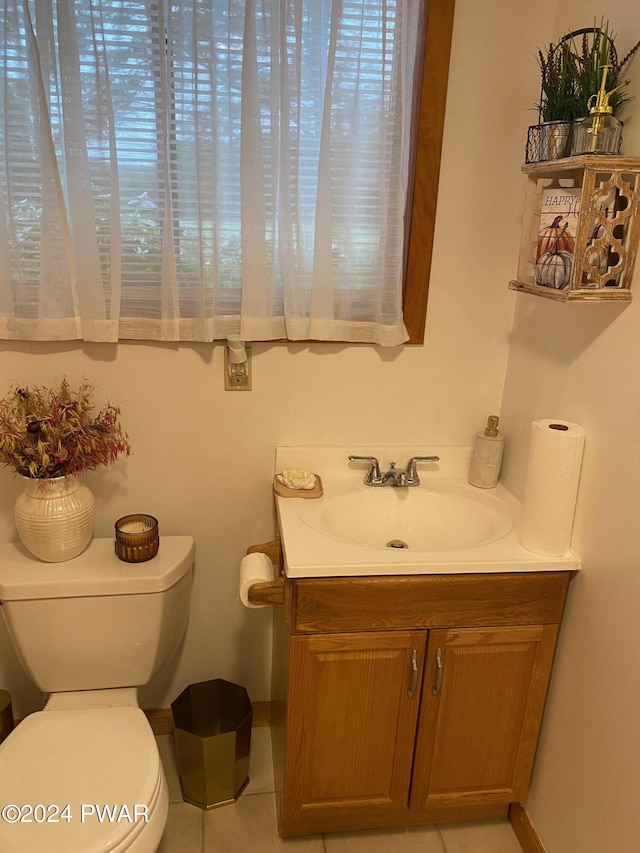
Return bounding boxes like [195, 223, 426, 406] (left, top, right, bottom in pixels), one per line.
[0, 536, 194, 693]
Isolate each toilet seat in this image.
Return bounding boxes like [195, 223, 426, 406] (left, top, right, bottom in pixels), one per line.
[0, 706, 167, 852]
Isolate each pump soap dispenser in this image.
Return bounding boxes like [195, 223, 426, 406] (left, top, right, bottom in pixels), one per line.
[572, 64, 630, 156]
[468, 415, 504, 489]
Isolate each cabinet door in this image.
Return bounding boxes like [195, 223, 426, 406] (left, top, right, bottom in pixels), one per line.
[410, 625, 558, 811]
[282, 631, 426, 829]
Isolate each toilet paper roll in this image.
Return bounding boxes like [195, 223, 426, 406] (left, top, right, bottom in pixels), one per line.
[520, 419, 585, 556]
[239, 552, 275, 609]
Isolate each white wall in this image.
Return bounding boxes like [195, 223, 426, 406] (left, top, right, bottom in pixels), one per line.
[500, 3, 640, 852]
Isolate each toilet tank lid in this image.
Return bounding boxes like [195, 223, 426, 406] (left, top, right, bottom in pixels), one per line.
[0, 536, 195, 600]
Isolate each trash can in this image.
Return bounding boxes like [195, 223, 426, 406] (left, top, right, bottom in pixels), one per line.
[0, 690, 13, 746]
[171, 679, 252, 810]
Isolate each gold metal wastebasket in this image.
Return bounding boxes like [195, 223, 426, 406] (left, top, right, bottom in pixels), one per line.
[171, 679, 252, 810]
[0, 690, 14, 745]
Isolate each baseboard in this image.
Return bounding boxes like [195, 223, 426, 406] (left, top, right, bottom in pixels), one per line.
[144, 708, 175, 736]
[509, 803, 547, 853]
[145, 700, 272, 736]
[250, 701, 272, 727]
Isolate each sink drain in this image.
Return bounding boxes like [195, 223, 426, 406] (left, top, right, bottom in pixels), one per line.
[387, 539, 408, 549]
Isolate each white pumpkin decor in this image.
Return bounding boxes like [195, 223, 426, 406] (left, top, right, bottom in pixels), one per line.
[535, 250, 573, 290]
[536, 216, 574, 261]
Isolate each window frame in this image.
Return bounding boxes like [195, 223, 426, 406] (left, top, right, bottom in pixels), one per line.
[403, 0, 456, 344]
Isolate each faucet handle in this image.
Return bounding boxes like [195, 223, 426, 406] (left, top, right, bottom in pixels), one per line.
[406, 455, 440, 484]
[348, 455, 382, 484]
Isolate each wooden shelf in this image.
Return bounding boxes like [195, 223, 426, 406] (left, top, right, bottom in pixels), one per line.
[511, 155, 640, 302]
[508, 279, 632, 302]
[521, 154, 640, 175]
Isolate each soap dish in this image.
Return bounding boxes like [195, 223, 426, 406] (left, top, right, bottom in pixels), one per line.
[273, 475, 323, 499]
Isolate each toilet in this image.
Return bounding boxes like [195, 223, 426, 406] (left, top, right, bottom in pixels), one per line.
[0, 535, 194, 853]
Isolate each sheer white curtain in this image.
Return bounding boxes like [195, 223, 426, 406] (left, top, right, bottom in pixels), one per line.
[0, 0, 422, 345]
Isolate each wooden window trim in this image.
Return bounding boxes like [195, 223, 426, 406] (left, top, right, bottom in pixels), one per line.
[403, 0, 456, 344]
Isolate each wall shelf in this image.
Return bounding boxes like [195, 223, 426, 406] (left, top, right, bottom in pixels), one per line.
[509, 155, 640, 302]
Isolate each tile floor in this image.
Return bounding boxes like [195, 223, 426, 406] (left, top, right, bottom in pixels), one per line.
[156, 728, 525, 853]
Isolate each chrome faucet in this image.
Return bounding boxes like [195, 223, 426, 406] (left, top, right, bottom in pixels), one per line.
[348, 455, 439, 487]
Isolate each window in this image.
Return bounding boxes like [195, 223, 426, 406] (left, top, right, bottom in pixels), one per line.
[0, 0, 453, 345]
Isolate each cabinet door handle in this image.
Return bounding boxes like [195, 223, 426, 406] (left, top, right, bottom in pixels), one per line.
[408, 649, 419, 698]
[432, 647, 444, 696]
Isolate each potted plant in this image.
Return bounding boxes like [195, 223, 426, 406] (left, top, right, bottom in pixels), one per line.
[534, 38, 581, 160]
[0, 379, 130, 562]
[571, 24, 640, 120]
[537, 40, 582, 122]
[570, 24, 640, 155]
[529, 24, 640, 162]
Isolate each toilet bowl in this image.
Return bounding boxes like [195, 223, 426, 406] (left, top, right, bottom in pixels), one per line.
[0, 536, 194, 853]
[0, 701, 168, 852]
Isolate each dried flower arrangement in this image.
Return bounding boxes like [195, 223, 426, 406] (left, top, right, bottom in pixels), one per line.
[0, 379, 130, 479]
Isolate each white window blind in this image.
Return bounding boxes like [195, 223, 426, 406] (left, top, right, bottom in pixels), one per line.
[0, 0, 423, 344]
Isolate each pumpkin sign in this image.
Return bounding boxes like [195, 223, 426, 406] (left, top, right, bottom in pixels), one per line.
[535, 250, 572, 289]
[536, 215, 575, 260]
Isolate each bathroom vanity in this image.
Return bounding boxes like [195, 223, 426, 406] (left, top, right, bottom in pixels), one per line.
[273, 570, 568, 836]
[269, 447, 579, 837]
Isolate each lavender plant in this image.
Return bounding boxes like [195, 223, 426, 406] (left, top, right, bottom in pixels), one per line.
[536, 23, 640, 123]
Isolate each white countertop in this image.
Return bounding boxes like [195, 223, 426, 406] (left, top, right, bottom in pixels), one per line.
[274, 445, 581, 579]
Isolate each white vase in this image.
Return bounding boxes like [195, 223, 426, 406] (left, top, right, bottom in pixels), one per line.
[14, 475, 96, 562]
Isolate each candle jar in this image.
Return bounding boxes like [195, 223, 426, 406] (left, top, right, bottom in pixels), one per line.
[115, 514, 159, 562]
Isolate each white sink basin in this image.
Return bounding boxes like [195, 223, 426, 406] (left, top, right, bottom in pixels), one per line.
[298, 479, 512, 552]
[275, 446, 582, 578]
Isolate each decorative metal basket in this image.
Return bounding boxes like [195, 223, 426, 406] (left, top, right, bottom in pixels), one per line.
[526, 121, 574, 163]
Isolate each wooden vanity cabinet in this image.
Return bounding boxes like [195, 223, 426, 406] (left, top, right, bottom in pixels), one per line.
[410, 624, 559, 812]
[285, 631, 426, 824]
[275, 571, 570, 837]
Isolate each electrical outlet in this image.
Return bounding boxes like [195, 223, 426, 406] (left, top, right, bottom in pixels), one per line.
[224, 346, 252, 391]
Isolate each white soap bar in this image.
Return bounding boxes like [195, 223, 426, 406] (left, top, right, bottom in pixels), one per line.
[276, 469, 316, 490]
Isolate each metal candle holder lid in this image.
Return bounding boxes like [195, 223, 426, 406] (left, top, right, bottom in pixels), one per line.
[114, 514, 159, 563]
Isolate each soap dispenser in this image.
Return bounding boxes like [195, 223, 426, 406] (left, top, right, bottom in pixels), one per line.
[468, 415, 504, 489]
